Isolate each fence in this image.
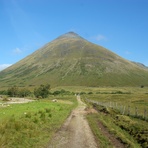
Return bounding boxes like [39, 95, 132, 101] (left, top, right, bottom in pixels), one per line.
[85, 98, 148, 120]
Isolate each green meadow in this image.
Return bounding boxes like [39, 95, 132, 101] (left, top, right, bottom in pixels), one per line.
[0, 96, 77, 148]
[0, 86, 147, 147]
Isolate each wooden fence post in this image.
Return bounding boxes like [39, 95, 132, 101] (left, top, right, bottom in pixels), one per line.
[127, 105, 130, 116]
[122, 106, 126, 115]
[110, 102, 111, 108]
[144, 109, 147, 119]
[116, 102, 118, 109]
[135, 107, 138, 117]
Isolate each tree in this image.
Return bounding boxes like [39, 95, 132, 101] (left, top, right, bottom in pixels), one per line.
[0, 90, 7, 95]
[18, 88, 31, 97]
[34, 84, 50, 98]
[7, 86, 19, 97]
[7, 86, 32, 97]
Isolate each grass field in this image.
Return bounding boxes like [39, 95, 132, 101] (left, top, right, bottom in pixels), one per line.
[53, 86, 148, 147]
[0, 86, 147, 147]
[78, 86, 148, 148]
[0, 95, 77, 148]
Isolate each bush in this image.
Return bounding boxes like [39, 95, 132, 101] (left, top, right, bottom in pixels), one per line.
[80, 92, 86, 95]
[18, 88, 31, 97]
[88, 92, 93, 95]
[53, 89, 70, 95]
[0, 90, 8, 95]
[34, 84, 50, 98]
[7, 86, 19, 97]
[7, 86, 31, 97]
[53, 90, 61, 96]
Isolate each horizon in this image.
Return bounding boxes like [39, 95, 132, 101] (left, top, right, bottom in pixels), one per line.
[0, 0, 148, 71]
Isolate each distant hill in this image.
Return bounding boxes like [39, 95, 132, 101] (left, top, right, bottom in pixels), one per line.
[132, 62, 148, 70]
[0, 32, 148, 88]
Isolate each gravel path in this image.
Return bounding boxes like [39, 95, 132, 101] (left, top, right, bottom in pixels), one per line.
[47, 95, 98, 148]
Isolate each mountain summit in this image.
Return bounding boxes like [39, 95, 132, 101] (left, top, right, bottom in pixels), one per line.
[0, 32, 148, 87]
[57, 32, 82, 39]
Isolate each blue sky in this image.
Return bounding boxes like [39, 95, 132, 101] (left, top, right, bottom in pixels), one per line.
[0, 0, 148, 71]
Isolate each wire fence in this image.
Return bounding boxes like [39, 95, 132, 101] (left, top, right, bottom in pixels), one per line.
[85, 98, 148, 120]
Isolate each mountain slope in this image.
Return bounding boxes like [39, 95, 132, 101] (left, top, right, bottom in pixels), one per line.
[0, 32, 148, 87]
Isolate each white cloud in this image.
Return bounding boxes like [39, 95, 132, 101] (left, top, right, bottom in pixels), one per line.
[0, 64, 12, 71]
[125, 51, 131, 55]
[93, 34, 107, 41]
[13, 48, 22, 54]
[96, 34, 107, 41]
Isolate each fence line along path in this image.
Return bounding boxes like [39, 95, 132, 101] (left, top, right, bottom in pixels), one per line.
[85, 98, 147, 120]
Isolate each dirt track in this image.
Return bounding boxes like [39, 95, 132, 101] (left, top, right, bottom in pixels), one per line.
[0, 98, 34, 107]
[47, 95, 97, 148]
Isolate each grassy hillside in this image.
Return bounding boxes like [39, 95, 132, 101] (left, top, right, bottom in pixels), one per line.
[0, 32, 148, 88]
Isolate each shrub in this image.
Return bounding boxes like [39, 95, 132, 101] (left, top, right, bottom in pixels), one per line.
[88, 92, 93, 95]
[53, 90, 61, 95]
[7, 86, 19, 97]
[80, 92, 86, 95]
[34, 84, 50, 98]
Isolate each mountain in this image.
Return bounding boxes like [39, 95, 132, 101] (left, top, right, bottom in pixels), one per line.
[132, 62, 148, 70]
[0, 32, 148, 88]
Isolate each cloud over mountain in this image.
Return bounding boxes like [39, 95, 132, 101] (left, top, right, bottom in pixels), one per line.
[0, 64, 12, 71]
[13, 48, 22, 54]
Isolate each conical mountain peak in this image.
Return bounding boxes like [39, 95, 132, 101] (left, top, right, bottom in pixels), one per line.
[0, 32, 148, 87]
[57, 32, 83, 39]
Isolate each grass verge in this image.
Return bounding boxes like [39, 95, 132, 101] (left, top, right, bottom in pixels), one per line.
[85, 101, 147, 148]
[87, 114, 112, 148]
